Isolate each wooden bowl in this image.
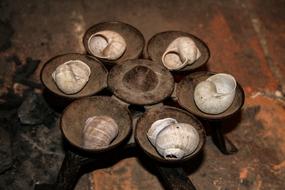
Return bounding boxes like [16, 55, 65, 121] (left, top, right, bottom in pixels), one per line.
[41, 53, 108, 99]
[135, 106, 206, 163]
[176, 71, 245, 120]
[147, 31, 210, 72]
[83, 21, 145, 65]
[108, 59, 174, 105]
[60, 96, 132, 153]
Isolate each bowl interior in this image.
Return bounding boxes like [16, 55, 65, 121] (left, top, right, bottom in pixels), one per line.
[83, 21, 145, 64]
[147, 31, 210, 72]
[108, 59, 174, 105]
[135, 106, 205, 163]
[176, 71, 245, 120]
[41, 53, 108, 99]
[61, 96, 132, 152]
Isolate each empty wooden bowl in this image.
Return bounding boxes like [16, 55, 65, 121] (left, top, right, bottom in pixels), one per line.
[41, 53, 108, 99]
[108, 59, 175, 105]
[135, 106, 206, 163]
[147, 31, 210, 72]
[176, 71, 245, 120]
[83, 21, 145, 65]
[60, 96, 132, 153]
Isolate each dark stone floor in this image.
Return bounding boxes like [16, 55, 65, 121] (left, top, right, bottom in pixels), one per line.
[0, 0, 284, 190]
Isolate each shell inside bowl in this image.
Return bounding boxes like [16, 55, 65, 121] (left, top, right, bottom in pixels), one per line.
[135, 106, 206, 163]
[60, 96, 132, 152]
[176, 71, 245, 120]
[41, 53, 108, 99]
[147, 31, 210, 72]
[83, 21, 145, 64]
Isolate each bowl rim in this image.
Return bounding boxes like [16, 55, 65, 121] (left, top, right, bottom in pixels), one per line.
[59, 95, 133, 153]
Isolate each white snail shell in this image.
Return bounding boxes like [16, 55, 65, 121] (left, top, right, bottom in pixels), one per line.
[82, 116, 119, 149]
[147, 118, 178, 145]
[147, 118, 200, 160]
[194, 73, 237, 114]
[52, 60, 91, 94]
[162, 37, 201, 70]
[88, 30, 127, 60]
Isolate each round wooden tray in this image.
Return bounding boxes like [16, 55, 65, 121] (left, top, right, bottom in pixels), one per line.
[108, 59, 174, 105]
[135, 106, 206, 163]
[41, 53, 108, 99]
[176, 71, 245, 120]
[60, 96, 132, 153]
[83, 21, 145, 65]
[147, 31, 210, 72]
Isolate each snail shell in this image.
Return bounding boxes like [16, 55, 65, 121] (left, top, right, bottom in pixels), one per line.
[147, 118, 178, 145]
[88, 30, 127, 60]
[147, 118, 200, 160]
[52, 60, 91, 94]
[82, 115, 119, 149]
[194, 73, 237, 114]
[162, 37, 201, 70]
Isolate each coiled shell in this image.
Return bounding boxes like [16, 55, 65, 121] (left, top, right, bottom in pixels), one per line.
[194, 73, 237, 114]
[147, 118, 200, 160]
[52, 60, 91, 94]
[88, 30, 127, 60]
[82, 115, 119, 149]
[162, 37, 201, 70]
[147, 118, 178, 145]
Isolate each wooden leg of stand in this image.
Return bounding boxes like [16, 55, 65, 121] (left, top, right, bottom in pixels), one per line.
[211, 122, 238, 155]
[34, 143, 137, 190]
[35, 150, 85, 190]
[156, 166, 196, 190]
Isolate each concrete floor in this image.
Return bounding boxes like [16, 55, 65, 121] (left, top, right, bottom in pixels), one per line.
[0, 0, 285, 190]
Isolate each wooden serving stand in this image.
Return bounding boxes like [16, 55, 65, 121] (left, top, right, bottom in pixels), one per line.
[35, 28, 244, 190]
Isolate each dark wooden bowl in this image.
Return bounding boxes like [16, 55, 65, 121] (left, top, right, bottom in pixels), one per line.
[41, 53, 108, 99]
[135, 106, 206, 163]
[83, 21, 145, 65]
[147, 31, 210, 72]
[176, 71, 245, 120]
[60, 96, 132, 153]
[108, 59, 174, 105]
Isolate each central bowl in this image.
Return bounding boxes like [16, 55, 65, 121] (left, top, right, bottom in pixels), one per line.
[108, 59, 174, 105]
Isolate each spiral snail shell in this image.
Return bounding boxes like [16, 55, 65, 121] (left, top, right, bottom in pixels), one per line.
[162, 37, 201, 70]
[147, 118, 200, 160]
[194, 73, 237, 114]
[88, 30, 127, 60]
[52, 60, 91, 94]
[81, 115, 119, 149]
